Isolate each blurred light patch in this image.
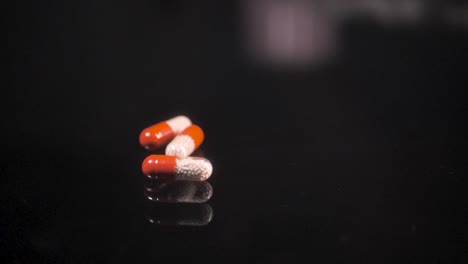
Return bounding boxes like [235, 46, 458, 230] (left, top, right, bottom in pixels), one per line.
[243, 0, 337, 68]
[331, 0, 426, 24]
[242, 0, 468, 69]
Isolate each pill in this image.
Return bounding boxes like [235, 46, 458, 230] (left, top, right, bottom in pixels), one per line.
[144, 179, 213, 203]
[142, 154, 212, 181]
[139, 115, 191, 150]
[165, 125, 204, 158]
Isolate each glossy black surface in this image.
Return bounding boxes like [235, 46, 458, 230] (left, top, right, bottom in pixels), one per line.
[3, 1, 468, 263]
[144, 179, 213, 203]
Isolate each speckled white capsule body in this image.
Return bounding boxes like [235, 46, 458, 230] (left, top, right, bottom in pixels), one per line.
[166, 125, 204, 158]
[166, 135, 195, 158]
[175, 157, 212, 181]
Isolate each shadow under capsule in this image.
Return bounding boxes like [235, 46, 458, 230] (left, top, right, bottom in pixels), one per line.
[144, 178, 213, 203]
[144, 202, 213, 226]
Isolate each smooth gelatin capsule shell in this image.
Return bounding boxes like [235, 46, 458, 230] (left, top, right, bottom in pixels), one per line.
[182, 125, 204, 147]
[139, 122, 174, 150]
[142, 155, 177, 176]
[139, 116, 191, 150]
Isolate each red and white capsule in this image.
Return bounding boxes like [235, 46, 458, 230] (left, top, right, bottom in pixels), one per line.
[165, 125, 204, 158]
[139, 116, 191, 150]
[142, 155, 212, 181]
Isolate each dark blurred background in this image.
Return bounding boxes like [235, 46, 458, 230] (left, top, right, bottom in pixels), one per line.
[2, 0, 468, 263]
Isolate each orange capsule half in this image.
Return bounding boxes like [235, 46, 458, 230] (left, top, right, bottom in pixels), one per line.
[142, 154, 212, 181]
[165, 125, 204, 158]
[139, 116, 191, 150]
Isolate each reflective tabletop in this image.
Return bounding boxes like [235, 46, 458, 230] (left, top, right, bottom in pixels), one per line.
[3, 1, 468, 263]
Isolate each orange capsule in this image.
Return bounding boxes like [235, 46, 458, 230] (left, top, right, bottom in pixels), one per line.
[142, 154, 212, 181]
[139, 116, 191, 150]
[165, 125, 204, 158]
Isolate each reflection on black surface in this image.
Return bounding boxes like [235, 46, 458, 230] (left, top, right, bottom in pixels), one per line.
[144, 202, 213, 226]
[141, 146, 213, 225]
[142, 171, 213, 225]
[144, 178, 213, 203]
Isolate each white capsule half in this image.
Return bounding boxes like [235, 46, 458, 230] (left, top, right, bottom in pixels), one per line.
[166, 116, 192, 134]
[175, 157, 212, 181]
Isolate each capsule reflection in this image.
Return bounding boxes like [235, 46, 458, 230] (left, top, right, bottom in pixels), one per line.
[144, 179, 213, 203]
[144, 202, 213, 226]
